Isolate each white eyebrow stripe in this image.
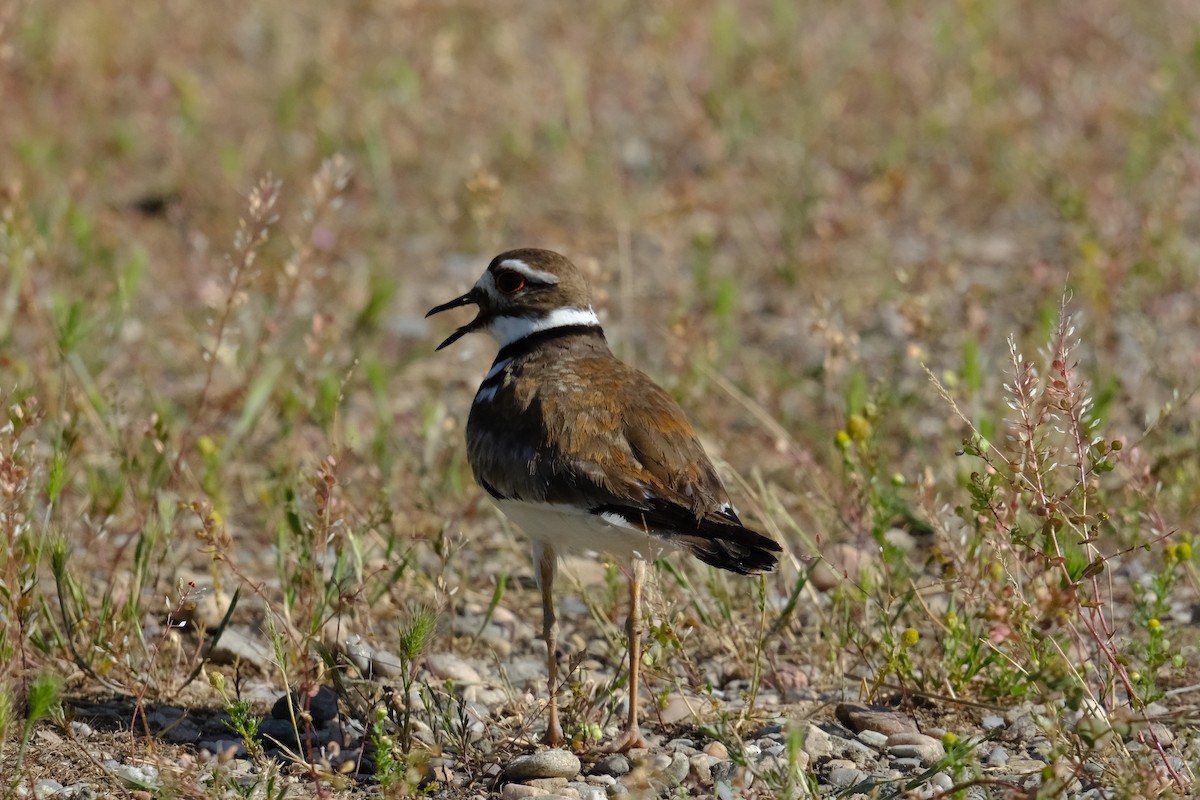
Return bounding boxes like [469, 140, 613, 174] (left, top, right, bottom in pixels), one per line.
[500, 258, 560, 285]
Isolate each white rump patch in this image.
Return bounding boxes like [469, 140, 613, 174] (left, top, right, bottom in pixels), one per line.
[485, 306, 600, 348]
[500, 258, 560, 285]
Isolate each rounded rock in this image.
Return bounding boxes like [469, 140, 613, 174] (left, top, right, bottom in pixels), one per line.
[836, 702, 918, 736]
[886, 732, 945, 765]
[703, 741, 729, 760]
[986, 746, 1009, 766]
[827, 765, 867, 788]
[663, 752, 690, 785]
[503, 749, 582, 782]
[856, 729, 888, 749]
[591, 754, 630, 777]
[800, 724, 833, 760]
[426, 653, 483, 684]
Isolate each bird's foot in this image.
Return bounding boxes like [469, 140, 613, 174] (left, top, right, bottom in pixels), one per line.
[604, 724, 648, 753]
[541, 721, 565, 748]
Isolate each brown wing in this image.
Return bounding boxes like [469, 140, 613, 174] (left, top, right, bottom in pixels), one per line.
[468, 349, 781, 574]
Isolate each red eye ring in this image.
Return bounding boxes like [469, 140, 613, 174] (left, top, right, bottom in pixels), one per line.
[495, 270, 526, 294]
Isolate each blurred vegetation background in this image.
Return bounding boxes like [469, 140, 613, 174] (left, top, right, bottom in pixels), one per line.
[2, 0, 1198, 792]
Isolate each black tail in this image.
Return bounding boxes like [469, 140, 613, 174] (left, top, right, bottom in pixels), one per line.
[591, 500, 782, 575]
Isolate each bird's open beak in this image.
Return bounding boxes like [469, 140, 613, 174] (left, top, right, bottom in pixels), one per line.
[426, 287, 485, 350]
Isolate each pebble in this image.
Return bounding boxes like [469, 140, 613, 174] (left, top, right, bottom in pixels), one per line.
[886, 732, 945, 764]
[503, 750, 582, 782]
[856, 729, 888, 748]
[800, 723, 833, 760]
[986, 746, 1009, 766]
[207, 627, 273, 667]
[103, 761, 160, 788]
[35, 780, 63, 797]
[591, 754, 630, 777]
[703, 740, 729, 760]
[426, 652, 484, 684]
[826, 764, 868, 788]
[662, 752, 690, 785]
[689, 753, 714, 784]
[930, 771, 954, 791]
[271, 685, 338, 724]
[836, 703, 917, 736]
[831, 734, 880, 766]
[525, 777, 568, 791]
[711, 759, 737, 784]
[981, 715, 1006, 731]
[500, 784, 559, 799]
[566, 782, 606, 800]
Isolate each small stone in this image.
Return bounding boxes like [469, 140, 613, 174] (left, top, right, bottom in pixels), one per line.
[886, 732, 945, 766]
[566, 782, 606, 800]
[207, 627, 273, 667]
[525, 777, 568, 791]
[981, 715, 1005, 731]
[930, 771, 953, 791]
[1148, 721, 1175, 746]
[591, 754, 630, 777]
[343, 634, 373, 674]
[663, 752, 690, 785]
[689, 754, 714, 785]
[800, 724, 833, 760]
[658, 693, 698, 725]
[703, 741, 729, 760]
[503, 750, 582, 782]
[831, 734, 879, 766]
[35, 780, 63, 797]
[986, 746, 1009, 766]
[426, 653, 483, 684]
[826, 764, 867, 788]
[754, 723, 784, 738]
[665, 737, 696, 752]
[500, 784, 550, 799]
[711, 760, 737, 784]
[369, 649, 404, 678]
[271, 685, 338, 725]
[856, 729, 888, 749]
[836, 703, 918, 736]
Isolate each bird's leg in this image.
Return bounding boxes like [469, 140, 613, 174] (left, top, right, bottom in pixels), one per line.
[536, 543, 564, 747]
[607, 558, 649, 752]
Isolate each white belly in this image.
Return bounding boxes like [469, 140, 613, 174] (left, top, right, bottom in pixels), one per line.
[493, 498, 675, 562]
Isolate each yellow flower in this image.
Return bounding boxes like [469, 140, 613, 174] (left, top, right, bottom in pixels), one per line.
[847, 414, 872, 444]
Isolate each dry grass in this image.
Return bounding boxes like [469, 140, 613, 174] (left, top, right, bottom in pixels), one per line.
[2, 0, 1199, 797]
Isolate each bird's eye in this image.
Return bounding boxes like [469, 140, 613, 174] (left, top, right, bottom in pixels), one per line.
[495, 270, 526, 294]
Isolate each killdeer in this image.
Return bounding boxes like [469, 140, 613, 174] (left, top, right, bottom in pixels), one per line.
[428, 248, 782, 750]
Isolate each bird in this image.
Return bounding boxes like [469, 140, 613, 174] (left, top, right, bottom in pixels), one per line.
[427, 248, 782, 751]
